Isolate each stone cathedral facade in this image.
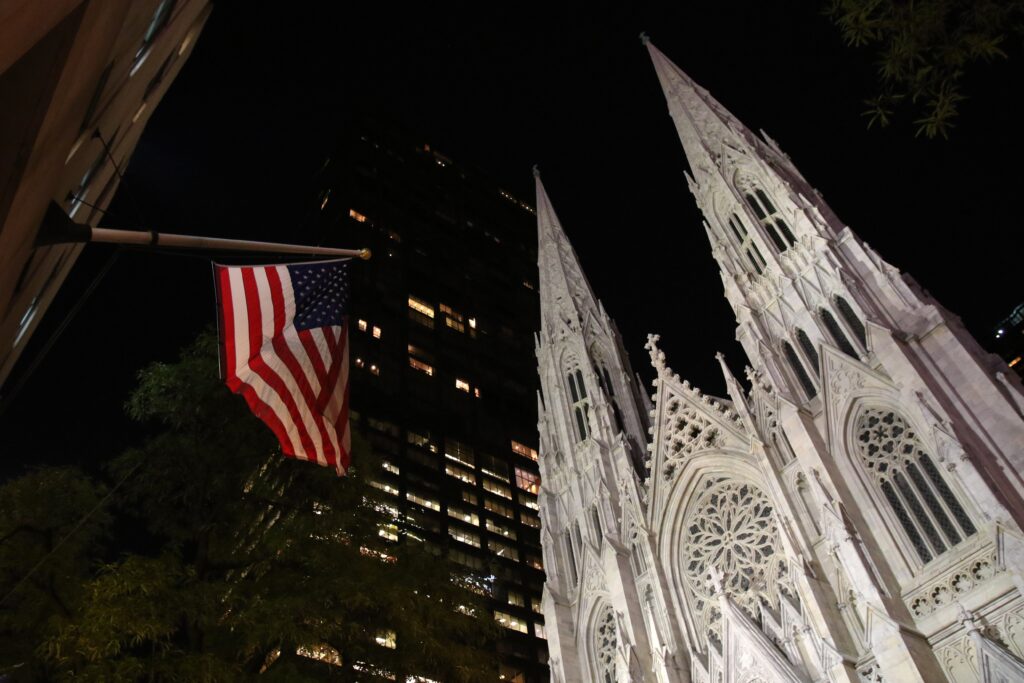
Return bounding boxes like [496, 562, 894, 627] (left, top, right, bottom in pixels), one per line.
[535, 39, 1024, 683]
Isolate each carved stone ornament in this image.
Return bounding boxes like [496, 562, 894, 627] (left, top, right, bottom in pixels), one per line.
[661, 396, 722, 480]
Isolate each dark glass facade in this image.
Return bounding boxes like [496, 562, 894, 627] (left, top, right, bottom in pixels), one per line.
[309, 125, 547, 682]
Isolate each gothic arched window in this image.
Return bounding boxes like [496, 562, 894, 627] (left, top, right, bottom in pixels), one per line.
[821, 307, 858, 357]
[727, 213, 766, 275]
[564, 530, 578, 585]
[796, 328, 820, 377]
[594, 605, 618, 683]
[745, 190, 796, 252]
[566, 367, 590, 441]
[854, 407, 976, 564]
[783, 341, 817, 399]
[836, 296, 867, 347]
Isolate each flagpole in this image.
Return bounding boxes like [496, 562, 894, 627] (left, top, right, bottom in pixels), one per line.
[35, 202, 371, 259]
[87, 227, 371, 259]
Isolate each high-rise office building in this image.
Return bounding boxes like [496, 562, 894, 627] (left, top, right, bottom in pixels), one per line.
[310, 125, 548, 682]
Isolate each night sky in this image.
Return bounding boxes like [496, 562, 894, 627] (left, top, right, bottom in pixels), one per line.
[2, 3, 1021, 476]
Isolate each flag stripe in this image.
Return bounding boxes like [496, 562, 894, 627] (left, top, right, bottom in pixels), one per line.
[264, 268, 335, 465]
[222, 267, 296, 455]
[243, 267, 318, 460]
[215, 260, 351, 476]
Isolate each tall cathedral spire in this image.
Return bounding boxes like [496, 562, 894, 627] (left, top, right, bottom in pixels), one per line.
[641, 34, 770, 188]
[534, 167, 601, 338]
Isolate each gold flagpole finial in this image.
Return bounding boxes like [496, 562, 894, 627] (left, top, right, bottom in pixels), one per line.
[359, 248, 372, 260]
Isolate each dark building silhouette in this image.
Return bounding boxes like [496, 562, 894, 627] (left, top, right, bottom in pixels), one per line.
[311, 124, 547, 682]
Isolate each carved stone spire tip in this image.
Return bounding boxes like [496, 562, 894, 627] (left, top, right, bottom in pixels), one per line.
[532, 164, 541, 178]
[639, 31, 650, 45]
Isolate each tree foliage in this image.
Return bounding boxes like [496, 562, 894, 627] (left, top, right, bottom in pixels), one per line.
[0, 467, 111, 681]
[826, 0, 1024, 138]
[2, 332, 497, 681]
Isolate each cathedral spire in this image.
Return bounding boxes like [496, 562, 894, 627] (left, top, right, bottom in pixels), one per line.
[643, 38, 758, 185]
[534, 167, 601, 336]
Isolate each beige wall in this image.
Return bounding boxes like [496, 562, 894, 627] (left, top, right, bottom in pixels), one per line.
[0, 0, 212, 389]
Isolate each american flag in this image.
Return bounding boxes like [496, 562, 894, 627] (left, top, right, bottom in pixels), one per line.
[215, 259, 351, 475]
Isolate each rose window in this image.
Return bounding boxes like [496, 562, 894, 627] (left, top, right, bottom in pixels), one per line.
[682, 478, 782, 637]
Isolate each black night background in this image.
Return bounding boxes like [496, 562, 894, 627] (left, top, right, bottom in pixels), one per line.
[1, 1, 1020, 474]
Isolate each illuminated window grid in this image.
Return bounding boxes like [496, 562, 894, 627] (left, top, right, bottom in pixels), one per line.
[408, 296, 434, 318]
[514, 467, 540, 495]
[447, 506, 479, 526]
[406, 491, 440, 512]
[511, 440, 539, 462]
[483, 479, 512, 500]
[409, 357, 434, 376]
[486, 518, 517, 540]
[445, 463, 476, 485]
[448, 526, 481, 548]
[494, 611, 528, 634]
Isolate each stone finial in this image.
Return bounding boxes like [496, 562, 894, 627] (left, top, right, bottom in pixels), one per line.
[639, 31, 650, 45]
[532, 164, 541, 178]
[645, 333, 666, 374]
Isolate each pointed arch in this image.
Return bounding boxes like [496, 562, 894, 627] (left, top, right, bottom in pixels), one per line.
[795, 328, 820, 377]
[734, 171, 797, 253]
[589, 603, 618, 683]
[849, 404, 977, 565]
[782, 341, 817, 399]
[835, 295, 867, 347]
[820, 307, 858, 357]
[560, 351, 591, 442]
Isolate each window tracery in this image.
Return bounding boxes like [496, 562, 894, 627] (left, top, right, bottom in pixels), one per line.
[745, 189, 796, 252]
[566, 365, 590, 441]
[853, 408, 976, 564]
[821, 307, 858, 357]
[594, 605, 618, 683]
[727, 213, 767, 275]
[681, 477, 783, 645]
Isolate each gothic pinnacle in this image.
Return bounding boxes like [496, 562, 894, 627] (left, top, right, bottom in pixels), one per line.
[639, 31, 650, 45]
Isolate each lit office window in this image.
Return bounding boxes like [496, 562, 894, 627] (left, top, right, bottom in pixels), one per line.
[354, 357, 365, 368]
[507, 591, 526, 607]
[483, 479, 512, 499]
[486, 518, 517, 540]
[444, 439, 475, 467]
[531, 597, 542, 614]
[461, 490, 479, 506]
[511, 440, 539, 462]
[455, 378, 471, 392]
[407, 431, 438, 453]
[485, 498, 515, 519]
[372, 326, 382, 339]
[382, 461, 400, 475]
[494, 611, 529, 634]
[489, 538, 519, 561]
[378, 524, 398, 542]
[445, 463, 476, 485]
[370, 481, 398, 496]
[520, 513, 541, 529]
[525, 555, 543, 571]
[368, 364, 380, 376]
[409, 357, 434, 376]
[449, 527, 481, 548]
[518, 493, 539, 511]
[357, 319, 368, 332]
[515, 468, 540, 494]
[408, 296, 435, 318]
[448, 506, 480, 526]
[534, 622, 547, 640]
[349, 209, 367, 222]
[406, 492, 440, 512]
